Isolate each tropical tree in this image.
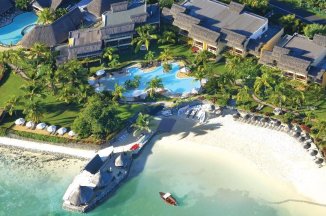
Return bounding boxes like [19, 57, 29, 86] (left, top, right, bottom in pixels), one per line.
[15, 0, 31, 10]
[103, 47, 117, 61]
[37, 8, 55, 25]
[158, 31, 176, 44]
[54, 8, 68, 20]
[254, 72, 274, 96]
[144, 51, 155, 64]
[315, 121, 326, 140]
[270, 82, 288, 108]
[279, 14, 303, 34]
[194, 50, 211, 66]
[193, 64, 210, 86]
[108, 55, 120, 68]
[23, 100, 43, 123]
[29, 43, 51, 66]
[21, 80, 46, 101]
[132, 25, 158, 52]
[290, 90, 305, 110]
[72, 95, 121, 139]
[146, 76, 163, 98]
[159, 48, 173, 63]
[236, 86, 251, 105]
[3, 96, 21, 119]
[225, 53, 242, 74]
[132, 112, 152, 136]
[303, 24, 326, 39]
[112, 83, 125, 102]
[159, 0, 174, 8]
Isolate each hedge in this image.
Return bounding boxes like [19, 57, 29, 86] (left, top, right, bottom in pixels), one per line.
[8, 129, 73, 144]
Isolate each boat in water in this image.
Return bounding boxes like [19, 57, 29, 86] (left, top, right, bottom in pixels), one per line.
[159, 192, 178, 206]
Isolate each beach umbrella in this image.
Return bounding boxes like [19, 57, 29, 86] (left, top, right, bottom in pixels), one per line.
[36, 123, 47, 130]
[232, 113, 240, 119]
[26, 121, 35, 129]
[315, 158, 324, 164]
[68, 130, 76, 137]
[292, 131, 301, 138]
[191, 88, 199, 94]
[96, 69, 106, 76]
[15, 118, 25, 125]
[303, 143, 311, 149]
[47, 125, 56, 133]
[57, 127, 67, 135]
[95, 86, 105, 93]
[130, 144, 140, 151]
[298, 136, 306, 142]
[309, 149, 318, 156]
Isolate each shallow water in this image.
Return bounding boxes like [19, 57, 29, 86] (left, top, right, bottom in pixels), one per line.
[0, 140, 326, 216]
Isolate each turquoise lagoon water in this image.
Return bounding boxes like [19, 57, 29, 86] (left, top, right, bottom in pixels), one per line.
[100, 63, 201, 97]
[1, 139, 326, 216]
[0, 12, 38, 45]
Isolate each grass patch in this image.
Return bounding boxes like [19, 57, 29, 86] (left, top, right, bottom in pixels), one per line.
[0, 72, 27, 106]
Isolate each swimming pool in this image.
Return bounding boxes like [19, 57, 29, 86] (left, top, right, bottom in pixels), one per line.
[98, 63, 201, 97]
[0, 12, 38, 46]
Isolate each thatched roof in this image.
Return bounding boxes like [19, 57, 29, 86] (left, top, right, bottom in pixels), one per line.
[278, 55, 311, 75]
[272, 46, 290, 59]
[189, 24, 220, 45]
[69, 186, 94, 206]
[115, 153, 131, 167]
[170, 3, 186, 15]
[84, 154, 104, 175]
[229, 1, 245, 14]
[101, 22, 135, 39]
[162, 7, 173, 22]
[111, 1, 128, 12]
[0, 0, 13, 15]
[21, 7, 83, 48]
[220, 29, 247, 48]
[313, 34, 326, 47]
[87, 0, 122, 17]
[173, 12, 200, 32]
[259, 50, 274, 65]
[33, 0, 73, 10]
[91, 170, 114, 188]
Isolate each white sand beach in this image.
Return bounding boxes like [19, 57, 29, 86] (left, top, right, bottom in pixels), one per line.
[139, 114, 326, 214]
[0, 137, 96, 159]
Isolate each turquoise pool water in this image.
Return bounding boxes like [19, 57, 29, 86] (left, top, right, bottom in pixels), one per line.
[0, 12, 38, 46]
[99, 63, 201, 97]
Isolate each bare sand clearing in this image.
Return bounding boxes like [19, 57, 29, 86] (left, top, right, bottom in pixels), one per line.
[147, 114, 326, 211]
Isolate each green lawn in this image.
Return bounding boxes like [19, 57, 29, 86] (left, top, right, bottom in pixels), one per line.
[0, 71, 144, 129]
[277, 0, 326, 19]
[0, 72, 27, 106]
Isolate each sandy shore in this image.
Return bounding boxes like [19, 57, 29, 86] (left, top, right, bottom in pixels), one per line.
[150, 114, 326, 205]
[0, 137, 96, 159]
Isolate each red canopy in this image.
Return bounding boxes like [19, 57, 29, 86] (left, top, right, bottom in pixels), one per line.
[130, 144, 140, 151]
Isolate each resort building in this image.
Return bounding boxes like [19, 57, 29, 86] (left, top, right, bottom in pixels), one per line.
[162, 0, 269, 56]
[32, 0, 75, 11]
[259, 33, 326, 86]
[57, 2, 160, 61]
[86, 0, 123, 19]
[0, 0, 14, 17]
[21, 7, 83, 48]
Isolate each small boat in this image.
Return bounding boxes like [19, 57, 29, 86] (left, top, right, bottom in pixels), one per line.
[159, 192, 178, 206]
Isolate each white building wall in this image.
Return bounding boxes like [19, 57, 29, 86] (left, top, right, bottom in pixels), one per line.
[249, 20, 268, 40]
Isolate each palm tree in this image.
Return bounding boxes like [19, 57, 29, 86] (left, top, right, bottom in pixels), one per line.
[23, 100, 43, 123]
[108, 55, 120, 68]
[2, 96, 21, 120]
[132, 25, 158, 52]
[315, 121, 326, 139]
[20, 80, 46, 101]
[270, 83, 287, 108]
[236, 86, 250, 104]
[194, 50, 211, 66]
[37, 8, 55, 25]
[159, 48, 173, 63]
[112, 83, 125, 102]
[132, 112, 152, 136]
[146, 76, 163, 98]
[103, 47, 117, 61]
[29, 43, 50, 66]
[193, 64, 210, 86]
[291, 91, 305, 110]
[144, 51, 155, 64]
[158, 31, 176, 44]
[254, 72, 274, 96]
[37, 64, 57, 93]
[225, 54, 242, 74]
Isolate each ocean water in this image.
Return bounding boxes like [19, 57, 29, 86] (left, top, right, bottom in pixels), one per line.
[1, 139, 326, 216]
